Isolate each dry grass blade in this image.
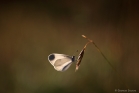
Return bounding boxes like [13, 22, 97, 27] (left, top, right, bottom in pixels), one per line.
[81, 35, 129, 89]
[75, 42, 90, 72]
[82, 35, 116, 71]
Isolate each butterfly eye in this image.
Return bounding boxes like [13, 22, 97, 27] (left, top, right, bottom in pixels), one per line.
[72, 56, 75, 62]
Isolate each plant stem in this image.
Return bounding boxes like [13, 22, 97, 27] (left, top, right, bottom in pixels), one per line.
[82, 35, 129, 89]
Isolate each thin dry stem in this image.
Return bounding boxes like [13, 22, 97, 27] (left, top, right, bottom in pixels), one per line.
[82, 35, 116, 71]
[75, 41, 91, 72]
[82, 35, 129, 89]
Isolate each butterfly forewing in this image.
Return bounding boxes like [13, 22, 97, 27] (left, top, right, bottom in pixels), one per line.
[54, 58, 72, 66]
[48, 53, 75, 71]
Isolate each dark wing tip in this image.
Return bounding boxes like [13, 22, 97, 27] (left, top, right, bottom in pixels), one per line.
[48, 54, 55, 61]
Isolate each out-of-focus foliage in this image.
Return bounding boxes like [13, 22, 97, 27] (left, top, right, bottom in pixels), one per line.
[0, 1, 139, 93]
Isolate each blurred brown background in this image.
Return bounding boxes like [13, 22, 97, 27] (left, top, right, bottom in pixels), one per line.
[0, 0, 139, 93]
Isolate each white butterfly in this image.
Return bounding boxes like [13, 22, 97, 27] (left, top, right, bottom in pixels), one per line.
[48, 53, 75, 71]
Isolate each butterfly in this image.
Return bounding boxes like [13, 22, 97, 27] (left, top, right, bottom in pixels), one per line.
[48, 53, 75, 71]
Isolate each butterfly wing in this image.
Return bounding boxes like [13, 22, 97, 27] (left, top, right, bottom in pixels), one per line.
[54, 57, 73, 71]
[48, 53, 75, 71]
[54, 58, 72, 66]
[48, 53, 67, 66]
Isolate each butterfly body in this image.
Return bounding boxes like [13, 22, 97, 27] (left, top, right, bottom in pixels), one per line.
[48, 53, 75, 71]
